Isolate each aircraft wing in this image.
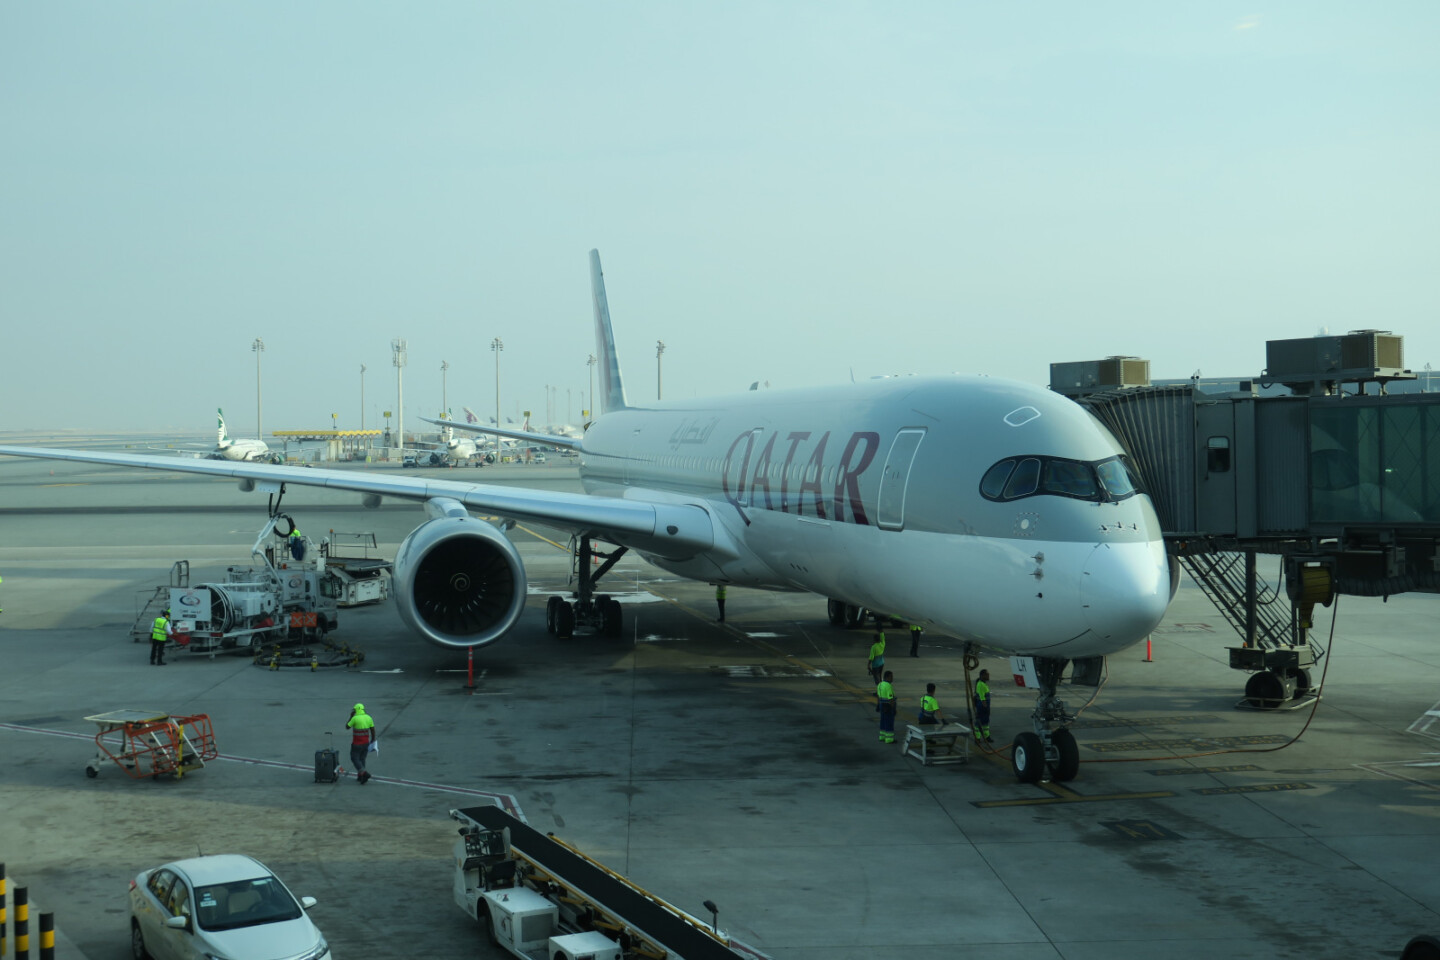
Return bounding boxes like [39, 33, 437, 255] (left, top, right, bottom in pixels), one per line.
[0, 446, 713, 560]
[418, 416, 583, 452]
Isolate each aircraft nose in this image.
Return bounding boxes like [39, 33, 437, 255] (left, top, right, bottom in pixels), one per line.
[1081, 540, 1170, 646]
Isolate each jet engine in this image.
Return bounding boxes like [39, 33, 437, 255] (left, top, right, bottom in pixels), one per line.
[393, 513, 527, 649]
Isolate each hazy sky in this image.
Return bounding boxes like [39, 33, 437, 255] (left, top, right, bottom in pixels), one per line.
[3, 3, 1437, 434]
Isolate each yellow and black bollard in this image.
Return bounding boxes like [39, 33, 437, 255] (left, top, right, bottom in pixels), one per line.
[310, 654, 318, 671]
[15, 884, 27, 959]
[39, 912, 53, 960]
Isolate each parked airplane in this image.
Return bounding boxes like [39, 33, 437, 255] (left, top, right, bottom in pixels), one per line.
[0, 250, 1171, 783]
[213, 409, 274, 462]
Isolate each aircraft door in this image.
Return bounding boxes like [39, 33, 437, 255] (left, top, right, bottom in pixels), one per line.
[877, 428, 926, 530]
[1195, 403, 1236, 535]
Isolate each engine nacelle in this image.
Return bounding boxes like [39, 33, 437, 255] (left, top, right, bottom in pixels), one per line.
[393, 515, 527, 649]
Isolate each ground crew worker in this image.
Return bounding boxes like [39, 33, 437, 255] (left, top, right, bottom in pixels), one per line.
[867, 630, 886, 684]
[909, 623, 922, 657]
[973, 669, 993, 744]
[288, 523, 305, 561]
[918, 683, 944, 725]
[876, 670, 897, 743]
[149, 608, 173, 665]
[715, 584, 727, 622]
[346, 703, 377, 784]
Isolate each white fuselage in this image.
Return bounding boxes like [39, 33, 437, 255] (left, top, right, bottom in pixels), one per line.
[576, 375, 1171, 660]
[216, 438, 270, 462]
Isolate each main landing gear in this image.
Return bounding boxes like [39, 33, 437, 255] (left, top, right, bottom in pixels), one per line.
[545, 537, 627, 640]
[1010, 656, 1083, 784]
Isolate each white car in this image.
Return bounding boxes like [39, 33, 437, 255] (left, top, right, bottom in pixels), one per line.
[129, 854, 331, 960]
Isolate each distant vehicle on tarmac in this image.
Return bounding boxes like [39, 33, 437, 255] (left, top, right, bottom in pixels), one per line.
[401, 455, 418, 468]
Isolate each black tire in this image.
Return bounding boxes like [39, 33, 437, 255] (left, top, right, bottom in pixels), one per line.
[1012, 731, 1045, 784]
[602, 598, 623, 638]
[545, 596, 563, 635]
[1244, 670, 1294, 709]
[1292, 667, 1313, 698]
[131, 920, 152, 960]
[843, 604, 865, 628]
[86, 766, 98, 779]
[554, 602, 575, 639]
[827, 599, 846, 626]
[1052, 728, 1080, 782]
[477, 906, 498, 946]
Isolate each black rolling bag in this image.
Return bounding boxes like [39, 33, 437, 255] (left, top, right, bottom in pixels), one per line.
[315, 732, 339, 783]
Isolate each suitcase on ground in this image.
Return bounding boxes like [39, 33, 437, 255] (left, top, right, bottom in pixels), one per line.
[314, 732, 339, 783]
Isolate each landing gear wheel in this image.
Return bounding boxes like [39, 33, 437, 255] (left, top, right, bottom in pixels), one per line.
[1051, 728, 1080, 782]
[601, 597, 623, 638]
[827, 599, 846, 626]
[843, 604, 866, 629]
[554, 602, 575, 640]
[545, 595, 563, 635]
[1011, 732, 1045, 784]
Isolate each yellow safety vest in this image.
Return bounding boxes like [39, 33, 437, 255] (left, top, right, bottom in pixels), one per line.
[151, 616, 170, 642]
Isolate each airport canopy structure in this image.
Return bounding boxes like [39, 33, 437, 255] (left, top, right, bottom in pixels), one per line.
[270, 429, 383, 461]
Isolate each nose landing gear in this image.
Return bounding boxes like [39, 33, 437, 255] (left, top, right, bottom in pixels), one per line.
[1011, 656, 1084, 783]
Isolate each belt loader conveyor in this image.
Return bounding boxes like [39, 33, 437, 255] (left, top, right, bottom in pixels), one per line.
[450, 805, 769, 960]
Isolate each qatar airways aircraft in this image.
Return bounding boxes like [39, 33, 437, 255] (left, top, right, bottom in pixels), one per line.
[0, 250, 1171, 783]
[213, 408, 273, 462]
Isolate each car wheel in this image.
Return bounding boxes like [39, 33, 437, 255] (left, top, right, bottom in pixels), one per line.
[131, 920, 152, 960]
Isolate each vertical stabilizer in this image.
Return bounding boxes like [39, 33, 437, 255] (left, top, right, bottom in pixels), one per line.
[217, 408, 229, 445]
[590, 249, 630, 412]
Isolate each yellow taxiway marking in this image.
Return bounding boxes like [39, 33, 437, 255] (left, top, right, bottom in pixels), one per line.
[973, 783, 1176, 807]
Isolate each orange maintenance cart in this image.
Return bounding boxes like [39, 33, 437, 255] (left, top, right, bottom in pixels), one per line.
[83, 710, 218, 781]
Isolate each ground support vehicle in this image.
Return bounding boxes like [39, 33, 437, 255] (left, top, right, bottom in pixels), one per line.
[84, 710, 217, 780]
[323, 532, 392, 607]
[450, 806, 768, 960]
[141, 516, 391, 658]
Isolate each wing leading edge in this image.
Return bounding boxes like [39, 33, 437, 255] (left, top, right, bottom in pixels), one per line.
[0, 446, 713, 561]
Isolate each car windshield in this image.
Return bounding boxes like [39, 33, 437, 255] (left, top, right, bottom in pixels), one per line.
[195, 876, 301, 931]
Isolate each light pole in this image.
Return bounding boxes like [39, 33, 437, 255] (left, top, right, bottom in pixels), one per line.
[586, 353, 597, 420]
[359, 364, 367, 432]
[441, 360, 449, 421]
[392, 338, 407, 452]
[251, 338, 265, 440]
[491, 337, 504, 429]
[656, 340, 666, 400]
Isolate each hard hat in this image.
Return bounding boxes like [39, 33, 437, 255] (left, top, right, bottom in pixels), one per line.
[353, 703, 365, 712]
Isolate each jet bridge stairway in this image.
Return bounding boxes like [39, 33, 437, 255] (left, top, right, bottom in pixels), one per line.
[1176, 549, 1319, 707]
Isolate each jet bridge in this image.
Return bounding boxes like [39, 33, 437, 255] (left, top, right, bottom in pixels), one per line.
[1054, 330, 1440, 706]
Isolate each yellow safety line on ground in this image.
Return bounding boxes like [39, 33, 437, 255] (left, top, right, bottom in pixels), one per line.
[973, 786, 1176, 807]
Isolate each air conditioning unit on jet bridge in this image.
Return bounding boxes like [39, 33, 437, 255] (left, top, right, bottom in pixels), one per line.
[1049, 356, 1151, 399]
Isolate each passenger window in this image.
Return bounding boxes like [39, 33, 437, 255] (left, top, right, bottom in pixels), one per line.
[1004, 458, 1041, 498]
[169, 882, 191, 919]
[980, 460, 1016, 499]
[149, 870, 176, 903]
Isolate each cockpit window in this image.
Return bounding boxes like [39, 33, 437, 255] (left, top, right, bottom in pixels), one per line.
[1095, 456, 1140, 500]
[1004, 458, 1041, 498]
[981, 454, 1142, 504]
[1042, 459, 1098, 499]
[980, 459, 1015, 499]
